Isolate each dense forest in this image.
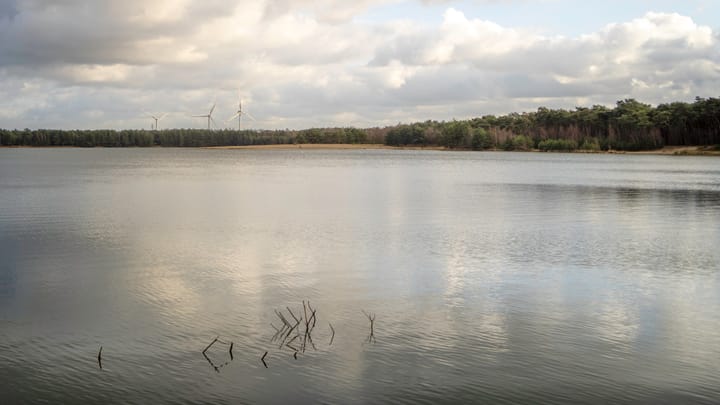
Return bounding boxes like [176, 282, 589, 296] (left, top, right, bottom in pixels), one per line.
[384, 97, 720, 151]
[1, 97, 718, 151]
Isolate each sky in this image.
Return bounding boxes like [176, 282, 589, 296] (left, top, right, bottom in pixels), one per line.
[0, 0, 718, 130]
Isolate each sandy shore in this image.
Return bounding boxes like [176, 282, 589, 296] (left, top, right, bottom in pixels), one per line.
[622, 146, 720, 156]
[203, 144, 446, 151]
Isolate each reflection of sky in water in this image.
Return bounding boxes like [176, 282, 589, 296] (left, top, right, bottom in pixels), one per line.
[1, 149, 720, 402]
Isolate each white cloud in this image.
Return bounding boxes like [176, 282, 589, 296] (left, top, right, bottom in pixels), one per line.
[0, 1, 718, 130]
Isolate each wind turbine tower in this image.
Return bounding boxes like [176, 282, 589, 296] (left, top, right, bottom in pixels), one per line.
[145, 112, 167, 130]
[192, 103, 217, 130]
[226, 92, 255, 130]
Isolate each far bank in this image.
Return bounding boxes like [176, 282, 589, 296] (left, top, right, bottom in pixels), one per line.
[4, 144, 720, 156]
[202, 144, 720, 156]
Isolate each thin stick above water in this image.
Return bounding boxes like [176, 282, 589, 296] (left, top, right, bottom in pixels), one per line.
[286, 307, 300, 324]
[362, 310, 376, 343]
[261, 351, 268, 368]
[202, 337, 219, 354]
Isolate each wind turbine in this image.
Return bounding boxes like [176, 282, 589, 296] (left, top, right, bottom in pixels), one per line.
[225, 92, 255, 130]
[192, 102, 217, 130]
[144, 112, 167, 130]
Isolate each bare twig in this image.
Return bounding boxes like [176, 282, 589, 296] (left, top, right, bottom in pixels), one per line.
[97, 346, 103, 370]
[287, 334, 299, 346]
[284, 318, 301, 339]
[307, 309, 317, 330]
[203, 352, 220, 372]
[363, 310, 376, 343]
[201, 336, 234, 372]
[306, 333, 316, 351]
[286, 307, 300, 324]
[269, 301, 329, 354]
[306, 301, 317, 329]
[203, 352, 231, 372]
[279, 323, 299, 348]
[329, 323, 335, 346]
[275, 310, 291, 327]
[302, 301, 309, 327]
[202, 337, 219, 354]
[271, 324, 288, 342]
[261, 351, 268, 368]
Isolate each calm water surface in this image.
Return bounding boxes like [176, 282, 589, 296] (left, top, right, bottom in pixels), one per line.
[1, 149, 720, 404]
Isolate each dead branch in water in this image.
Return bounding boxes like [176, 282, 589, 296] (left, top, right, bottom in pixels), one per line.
[302, 301, 309, 328]
[269, 301, 332, 355]
[362, 310, 376, 344]
[261, 351, 268, 368]
[97, 346, 103, 370]
[203, 351, 230, 373]
[201, 336, 234, 372]
[299, 306, 318, 353]
[284, 317, 301, 340]
[328, 323, 335, 346]
[286, 334, 299, 347]
[275, 310, 291, 328]
[307, 302, 317, 328]
[271, 325, 287, 343]
[306, 310, 317, 330]
[286, 307, 300, 324]
[202, 337, 219, 355]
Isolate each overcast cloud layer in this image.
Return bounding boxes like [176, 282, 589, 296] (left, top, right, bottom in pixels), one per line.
[0, 0, 718, 130]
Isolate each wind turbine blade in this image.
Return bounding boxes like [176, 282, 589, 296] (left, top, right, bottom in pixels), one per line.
[158, 113, 168, 120]
[209, 103, 216, 116]
[226, 112, 240, 122]
[143, 111, 156, 119]
[244, 111, 257, 121]
[191, 114, 206, 118]
[210, 116, 219, 129]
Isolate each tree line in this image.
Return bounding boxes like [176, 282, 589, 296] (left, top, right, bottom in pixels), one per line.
[384, 97, 720, 151]
[2, 97, 718, 151]
[0, 127, 376, 148]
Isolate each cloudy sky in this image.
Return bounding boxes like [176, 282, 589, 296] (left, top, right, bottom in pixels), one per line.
[0, 0, 718, 130]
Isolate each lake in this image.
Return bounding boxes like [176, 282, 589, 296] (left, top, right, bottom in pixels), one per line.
[1, 148, 720, 404]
